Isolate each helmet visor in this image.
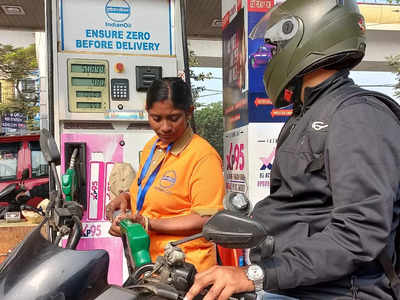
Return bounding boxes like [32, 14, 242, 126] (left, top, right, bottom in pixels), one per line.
[249, 4, 299, 51]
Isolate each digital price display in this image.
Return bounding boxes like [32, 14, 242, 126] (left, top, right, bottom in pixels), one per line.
[72, 78, 105, 87]
[67, 59, 109, 113]
[77, 102, 102, 109]
[71, 64, 105, 74]
[76, 91, 102, 98]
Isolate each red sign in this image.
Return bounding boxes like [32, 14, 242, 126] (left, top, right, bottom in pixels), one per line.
[270, 109, 293, 118]
[229, 114, 241, 123]
[254, 98, 272, 106]
[224, 98, 247, 115]
[226, 143, 245, 171]
[248, 0, 274, 12]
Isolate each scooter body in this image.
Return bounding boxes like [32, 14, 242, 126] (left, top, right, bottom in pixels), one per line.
[0, 222, 110, 299]
[0, 213, 262, 300]
[0, 130, 261, 300]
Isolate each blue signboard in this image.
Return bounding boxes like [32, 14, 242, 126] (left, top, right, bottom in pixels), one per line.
[247, 1, 292, 123]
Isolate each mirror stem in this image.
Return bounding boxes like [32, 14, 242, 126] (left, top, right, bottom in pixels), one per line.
[51, 162, 63, 207]
[170, 232, 203, 246]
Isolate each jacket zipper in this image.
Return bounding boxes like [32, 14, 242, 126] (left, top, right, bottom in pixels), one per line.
[351, 275, 359, 300]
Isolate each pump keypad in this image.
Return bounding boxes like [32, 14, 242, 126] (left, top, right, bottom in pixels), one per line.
[111, 78, 129, 101]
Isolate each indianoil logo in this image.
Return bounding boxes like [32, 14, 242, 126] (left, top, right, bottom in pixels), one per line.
[105, 0, 132, 23]
[158, 170, 177, 190]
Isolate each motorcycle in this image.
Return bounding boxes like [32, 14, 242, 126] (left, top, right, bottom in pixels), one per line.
[0, 168, 38, 221]
[0, 129, 265, 300]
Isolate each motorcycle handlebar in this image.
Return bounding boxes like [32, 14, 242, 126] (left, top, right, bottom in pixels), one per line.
[20, 204, 45, 216]
[66, 215, 83, 249]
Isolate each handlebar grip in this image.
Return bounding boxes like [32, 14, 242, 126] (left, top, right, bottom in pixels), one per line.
[20, 205, 45, 216]
[66, 216, 82, 249]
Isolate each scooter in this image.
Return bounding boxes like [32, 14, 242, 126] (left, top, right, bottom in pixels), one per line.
[0, 129, 264, 300]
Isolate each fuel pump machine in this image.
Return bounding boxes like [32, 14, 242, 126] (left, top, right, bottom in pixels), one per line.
[49, 0, 186, 284]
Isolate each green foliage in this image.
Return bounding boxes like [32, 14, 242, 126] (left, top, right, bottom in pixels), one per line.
[194, 102, 224, 158]
[189, 49, 224, 157]
[0, 43, 39, 131]
[0, 44, 37, 81]
[189, 50, 213, 106]
[387, 0, 400, 3]
[388, 54, 400, 100]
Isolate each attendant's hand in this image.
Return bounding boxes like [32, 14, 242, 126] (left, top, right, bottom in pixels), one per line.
[126, 213, 147, 229]
[108, 212, 125, 236]
[105, 192, 130, 221]
[108, 213, 149, 236]
[184, 266, 254, 300]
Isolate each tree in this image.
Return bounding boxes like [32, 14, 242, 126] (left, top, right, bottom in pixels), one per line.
[189, 49, 212, 107]
[189, 49, 224, 158]
[194, 102, 224, 158]
[0, 43, 39, 132]
[388, 54, 400, 100]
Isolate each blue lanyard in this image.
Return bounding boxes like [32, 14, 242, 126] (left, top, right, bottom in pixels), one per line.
[136, 140, 172, 212]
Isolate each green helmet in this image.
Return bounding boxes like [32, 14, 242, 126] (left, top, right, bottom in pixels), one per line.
[250, 0, 366, 108]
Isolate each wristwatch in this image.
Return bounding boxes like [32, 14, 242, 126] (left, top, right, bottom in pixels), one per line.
[246, 264, 264, 292]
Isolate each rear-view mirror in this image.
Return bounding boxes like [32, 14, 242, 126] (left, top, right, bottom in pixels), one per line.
[202, 210, 267, 249]
[40, 129, 61, 166]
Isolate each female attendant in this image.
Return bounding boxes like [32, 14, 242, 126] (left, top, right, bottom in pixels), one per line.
[107, 77, 225, 271]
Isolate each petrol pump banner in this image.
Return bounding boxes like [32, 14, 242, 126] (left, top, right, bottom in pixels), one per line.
[247, 0, 292, 122]
[222, 3, 248, 131]
[61, 0, 173, 56]
[223, 125, 249, 208]
[247, 123, 282, 206]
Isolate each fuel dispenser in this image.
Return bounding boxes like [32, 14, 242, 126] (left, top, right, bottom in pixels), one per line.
[48, 0, 186, 285]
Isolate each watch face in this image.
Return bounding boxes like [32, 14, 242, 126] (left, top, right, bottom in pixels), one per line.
[247, 265, 264, 280]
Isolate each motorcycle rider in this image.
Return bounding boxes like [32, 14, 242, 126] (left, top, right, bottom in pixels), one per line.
[185, 0, 400, 299]
[16, 182, 49, 202]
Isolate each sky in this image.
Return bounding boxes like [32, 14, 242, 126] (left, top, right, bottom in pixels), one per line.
[192, 67, 223, 105]
[192, 67, 399, 105]
[350, 71, 398, 101]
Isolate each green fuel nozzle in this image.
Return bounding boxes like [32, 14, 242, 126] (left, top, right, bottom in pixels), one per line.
[62, 148, 78, 202]
[120, 219, 151, 268]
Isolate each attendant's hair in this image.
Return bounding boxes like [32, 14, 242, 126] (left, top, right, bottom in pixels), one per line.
[146, 77, 193, 112]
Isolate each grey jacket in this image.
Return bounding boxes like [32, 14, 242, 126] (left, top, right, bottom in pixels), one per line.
[252, 70, 400, 299]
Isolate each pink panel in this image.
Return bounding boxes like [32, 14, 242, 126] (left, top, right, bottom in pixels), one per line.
[61, 133, 125, 285]
[88, 161, 105, 220]
[104, 162, 115, 220]
[76, 237, 124, 285]
[61, 133, 124, 222]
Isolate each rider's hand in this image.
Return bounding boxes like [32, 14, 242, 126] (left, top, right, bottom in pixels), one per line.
[105, 192, 130, 221]
[184, 266, 255, 300]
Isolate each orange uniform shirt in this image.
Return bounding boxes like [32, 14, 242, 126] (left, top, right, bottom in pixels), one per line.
[129, 126, 225, 272]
